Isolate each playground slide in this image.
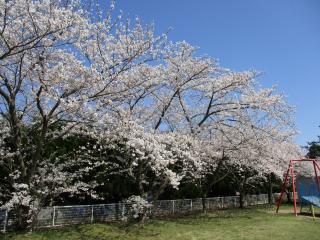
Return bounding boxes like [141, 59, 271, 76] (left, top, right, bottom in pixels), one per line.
[300, 196, 320, 208]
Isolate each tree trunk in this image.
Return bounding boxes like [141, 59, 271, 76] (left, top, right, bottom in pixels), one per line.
[239, 192, 245, 208]
[28, 119, 48, 183]
[151, 178, 169, 201]
[8, 100, 26, 179]
[12, 206, 29, 231]
[239, 182, 246, 208]
[267, 174, 274, 204]
[201, 192, 207, 213]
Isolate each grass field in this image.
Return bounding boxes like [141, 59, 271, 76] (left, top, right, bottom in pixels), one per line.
[2, 206, 320, 240]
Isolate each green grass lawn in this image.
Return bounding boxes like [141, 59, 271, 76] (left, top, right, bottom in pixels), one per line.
[3, 206, 320, 240]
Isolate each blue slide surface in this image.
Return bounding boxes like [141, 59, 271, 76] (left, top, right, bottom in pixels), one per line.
[300, 196, 320, 208]
[296, 177, 320, 208]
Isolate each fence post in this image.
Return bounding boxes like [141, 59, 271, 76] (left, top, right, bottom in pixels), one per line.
[221, 197, 224, 209]
[3, 209, 8, 233]
[91, 205, 94, 223]
[52, 206, 56, 227]
[122, 203, 125, 218]
[172, 200, 175, 214]
[190, 199, 193, 212]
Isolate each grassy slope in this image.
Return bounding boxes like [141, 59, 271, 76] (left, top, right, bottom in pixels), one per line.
[3, 207, 320, 240]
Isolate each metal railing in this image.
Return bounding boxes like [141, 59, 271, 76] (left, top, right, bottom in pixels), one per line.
[0, 193, 274, 232]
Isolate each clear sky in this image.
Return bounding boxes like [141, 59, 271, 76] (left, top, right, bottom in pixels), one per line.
[109, 0, 320, 146]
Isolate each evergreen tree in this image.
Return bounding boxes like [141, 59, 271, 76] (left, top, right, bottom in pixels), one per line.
[306, 129, 320, 158]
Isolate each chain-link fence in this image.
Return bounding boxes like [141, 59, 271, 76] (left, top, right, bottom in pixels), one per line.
[0, 193, 276, 232]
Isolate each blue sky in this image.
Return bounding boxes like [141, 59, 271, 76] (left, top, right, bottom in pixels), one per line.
[108, 0, 320, 146]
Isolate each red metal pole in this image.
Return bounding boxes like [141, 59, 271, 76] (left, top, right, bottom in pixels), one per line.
[314, 161, 320, 172]
[313, 160, 320, 192]
[291, 163, 298, 216]
[291, 159, 317, 162]
[276, 163, 291, 213]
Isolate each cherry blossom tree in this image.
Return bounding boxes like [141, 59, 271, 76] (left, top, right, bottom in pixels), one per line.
[0, 0, 169, 227]
[224, 125, 303, 207]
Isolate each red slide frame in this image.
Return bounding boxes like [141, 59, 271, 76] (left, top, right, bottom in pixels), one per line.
[276, 159, 320, 216]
